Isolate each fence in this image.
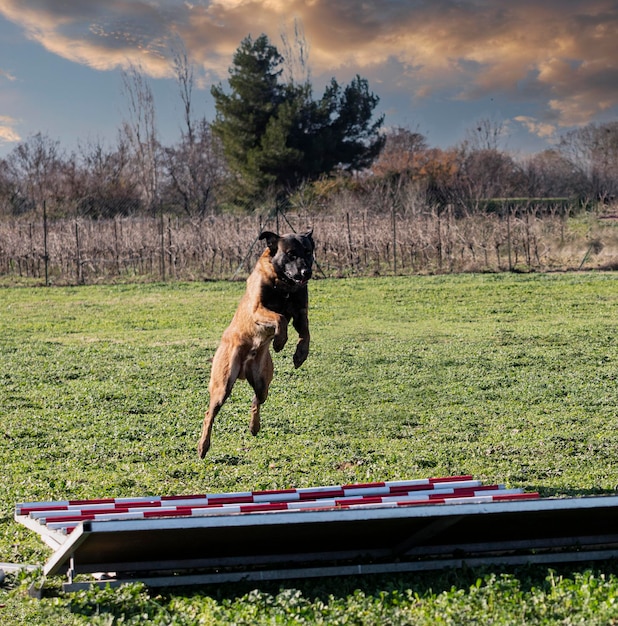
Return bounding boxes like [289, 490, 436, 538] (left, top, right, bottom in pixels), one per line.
[0, 206, 616, 285]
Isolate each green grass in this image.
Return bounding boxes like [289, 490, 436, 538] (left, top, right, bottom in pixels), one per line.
[1, 273, 618, 624]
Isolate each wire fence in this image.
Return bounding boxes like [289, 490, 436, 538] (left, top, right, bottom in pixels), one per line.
[0, 206, 616, 285]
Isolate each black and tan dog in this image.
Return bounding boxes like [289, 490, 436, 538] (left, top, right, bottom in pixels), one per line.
[198, 230, 315, 457]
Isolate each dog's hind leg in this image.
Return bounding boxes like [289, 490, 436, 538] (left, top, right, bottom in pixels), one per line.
[198, 343, 241, 458]
[246, 349, 274, 437]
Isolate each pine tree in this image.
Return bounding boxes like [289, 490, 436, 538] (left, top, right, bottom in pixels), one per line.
[211, 34, 384, 203]
[211, 35, 285, 197]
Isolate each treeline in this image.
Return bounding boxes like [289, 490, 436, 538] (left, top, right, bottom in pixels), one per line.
[0, 120, 617, 221]
[0, 31, 616, 221]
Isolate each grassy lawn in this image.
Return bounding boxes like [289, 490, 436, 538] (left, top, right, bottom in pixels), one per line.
[1, 272, 617, 624]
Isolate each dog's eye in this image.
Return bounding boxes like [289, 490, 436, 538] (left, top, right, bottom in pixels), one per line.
[287, 251, 297, 260]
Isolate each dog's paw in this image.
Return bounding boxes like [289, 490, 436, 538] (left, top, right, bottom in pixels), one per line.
[250, 416, 260, 436]
[293, 344, 309, 368]
[273, 331, 288, 352]
[197, 439, 210, 458]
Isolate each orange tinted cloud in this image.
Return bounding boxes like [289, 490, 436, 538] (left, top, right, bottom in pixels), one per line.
[0, 114, 20, 143]
[0, 0, 616, 129]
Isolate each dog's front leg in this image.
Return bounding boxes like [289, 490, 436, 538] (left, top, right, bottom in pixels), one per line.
[292, 311, 310, 368]
[272, 316, 288, 352]
[254, 306, 288, 351]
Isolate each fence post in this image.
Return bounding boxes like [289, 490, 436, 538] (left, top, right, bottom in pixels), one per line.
[167, 216, 174, 279]
[436, 209, 443, 271]
[75, 220, 83, 285]
[28, 222, 34, 277]
[159, 211, 165, 281]
[506, 203, 513, 271]
[43, 200, 49, 286]
[392, 203, 397, 275]
[346, 212, 353, 269]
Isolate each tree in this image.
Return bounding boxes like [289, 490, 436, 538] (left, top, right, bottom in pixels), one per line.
[416, 147, 462, 207]
[211, 35, 286, 199]
[172, 44, 196, 145]
[457, 148, 520, 207]
[279, 18, 311, 87]
[121, 63, 161, 214]
[164, 118, 227, 217]
[520, 149, 584, 199]
[164, 46, 228, 217]
[305, 75, 385, 174]
[371, 126, 428, 178]
[4, 133, 67, 216]
[558, 122, 618, 202]
[211, 34, 384, 203]
[464, 117, 508, 152]
[76, 136, 141, 218]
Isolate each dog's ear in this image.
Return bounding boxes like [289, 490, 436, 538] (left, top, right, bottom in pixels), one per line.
[259, 231, 280, 254]
[301, 229, 314, 249]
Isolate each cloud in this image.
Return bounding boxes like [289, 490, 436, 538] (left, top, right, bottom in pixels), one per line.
[0, 0, 616, 128]
[0, 115, 20, 143]
[0, 0, 175, 76]
[514, 116, 557, 139]
[0, 68, 16, 81]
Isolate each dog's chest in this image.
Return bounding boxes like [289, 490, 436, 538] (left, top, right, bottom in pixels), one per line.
[261, 285, 298, 317]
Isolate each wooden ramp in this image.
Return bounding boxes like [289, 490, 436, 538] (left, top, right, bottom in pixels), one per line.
[15, 476, 618, 591]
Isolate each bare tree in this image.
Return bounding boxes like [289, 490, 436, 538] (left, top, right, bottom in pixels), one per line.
[164, 118, 228, 217]
[4, 133, 66, 216]
[454, 119, 516, 209]
[280, 17, 311, 87]
[172, 43, 195, 145]
[164, 47, 228, 217]
[76, 136, 140, 217]
[558, 122, 618, 202]
[458, 149, 520, 207]
[121, 63, 161, 215]
[371, 126, 428, 177]
[520, 149, 584, 199]
[0, 158, 13, 216]
[464, 117, 508, 152]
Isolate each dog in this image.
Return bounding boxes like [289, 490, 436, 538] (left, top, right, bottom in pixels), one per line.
[198, 229, 315, 458]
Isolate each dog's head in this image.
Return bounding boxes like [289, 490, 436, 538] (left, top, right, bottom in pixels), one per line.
[259, 229, 315, 288]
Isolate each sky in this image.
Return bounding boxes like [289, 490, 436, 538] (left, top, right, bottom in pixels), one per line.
[0, 0, 617, 160]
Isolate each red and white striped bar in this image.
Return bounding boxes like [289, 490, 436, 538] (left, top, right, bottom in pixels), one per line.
[46, 493, 539, 535]
[15, 476, 539, 537]
[15, 475, 477, 516]
[44, 489, 537, 533]
[30, 484, 508, 523]
[27, 481, 488, 522]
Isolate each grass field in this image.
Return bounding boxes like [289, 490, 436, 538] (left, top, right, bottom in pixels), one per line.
[1, 272, 618, 624]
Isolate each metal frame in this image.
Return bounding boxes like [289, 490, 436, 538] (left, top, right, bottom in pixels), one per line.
[17, 494, 618, 591]
[62, 549, 618, 592]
